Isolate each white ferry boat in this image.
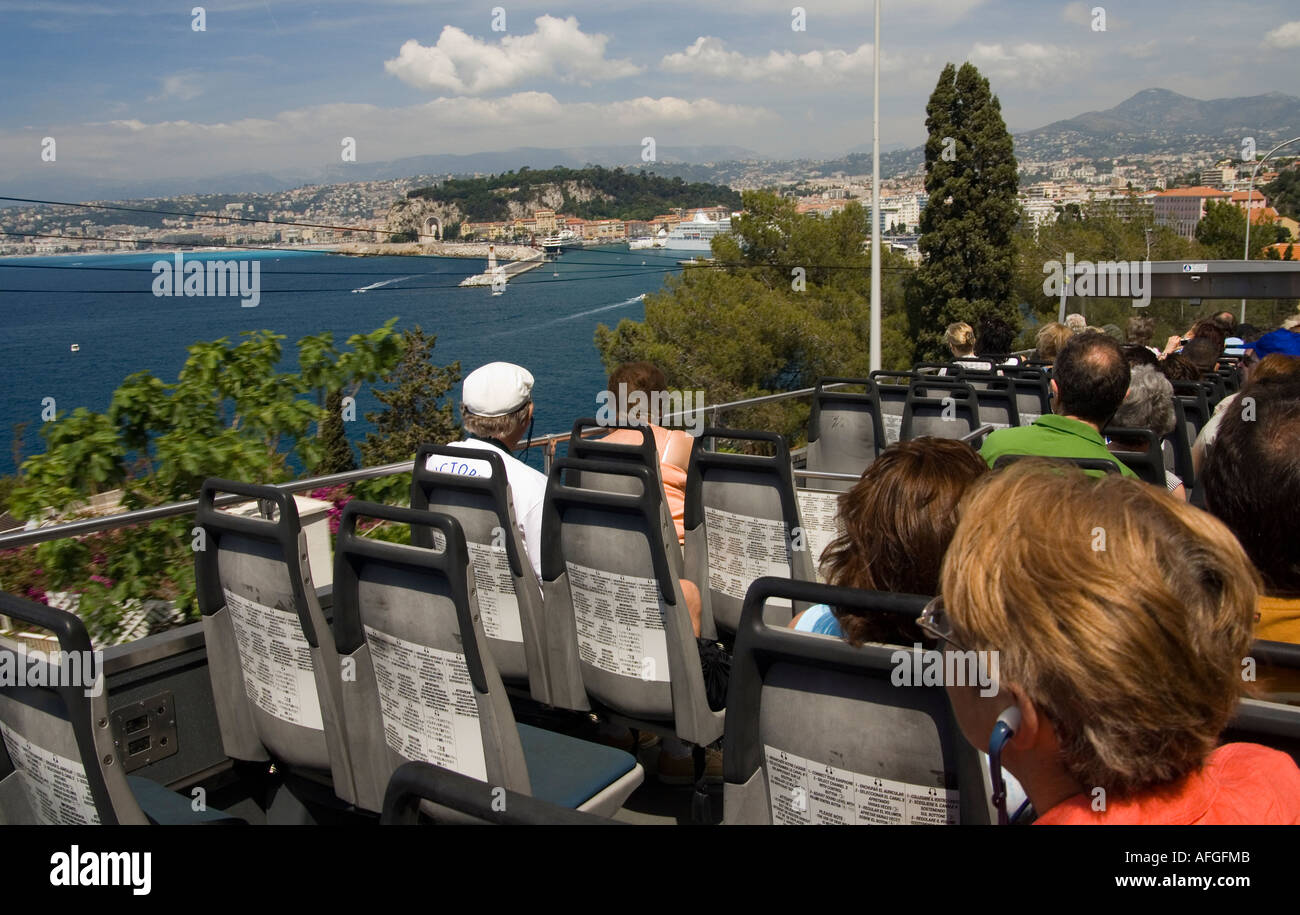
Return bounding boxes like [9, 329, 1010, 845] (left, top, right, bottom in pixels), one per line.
[662, 212, 732, 251]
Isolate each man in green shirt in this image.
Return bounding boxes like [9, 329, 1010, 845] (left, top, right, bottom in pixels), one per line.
[981, 332, 1138, 478]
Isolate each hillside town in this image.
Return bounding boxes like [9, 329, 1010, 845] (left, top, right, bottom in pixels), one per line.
[2, 152, 1296, 260]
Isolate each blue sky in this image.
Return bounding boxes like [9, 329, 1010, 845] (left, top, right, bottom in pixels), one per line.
[0, 0, 1298, 189]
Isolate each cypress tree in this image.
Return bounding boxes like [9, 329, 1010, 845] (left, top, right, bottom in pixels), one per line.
[360, 326, 461, 467]
[317, 388, 357, 474]
[907, 62, 1021, 361]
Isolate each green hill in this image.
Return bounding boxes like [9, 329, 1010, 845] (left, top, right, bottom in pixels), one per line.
[404, 165, 741, 223]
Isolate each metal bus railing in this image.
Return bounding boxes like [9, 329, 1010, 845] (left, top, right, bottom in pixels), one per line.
[0, 389, 994, 552]
[0, 384, 837, 551]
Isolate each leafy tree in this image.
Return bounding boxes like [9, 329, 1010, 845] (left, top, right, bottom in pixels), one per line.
[594, 191, 912, 446]
[1012, 201, 1199, 346]
[1195, 200, 1275, 260]
[907, 63, 1021, 362]
[5, 321, 407, 645]
[1263, 166, 1300, 221]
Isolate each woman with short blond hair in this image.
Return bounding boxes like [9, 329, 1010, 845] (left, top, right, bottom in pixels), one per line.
[944, 322, 976, 358]
[1033, 322, 1072, 364]
[935, 461, 1300, 824]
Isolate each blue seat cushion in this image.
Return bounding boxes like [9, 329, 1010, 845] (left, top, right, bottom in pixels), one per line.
[127, 775, 245, 825]
[516, 724, 637, 809]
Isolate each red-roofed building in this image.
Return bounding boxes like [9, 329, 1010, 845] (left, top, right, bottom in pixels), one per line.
[1230, 189, 1268, 212]
[1249, 206, 1280, 225]
[1153, 186, 1231, 240]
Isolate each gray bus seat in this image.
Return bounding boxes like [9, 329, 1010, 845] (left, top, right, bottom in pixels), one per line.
[869, 370, 913, 445]
[722, 577, 992, 825]
[805, 377, 884, 492]
[381, 760, 621, 824]
[541, 458, 723, 745]
[195, 478, 357, 807]
[412, 443, 551, 705]
[683, 428, 815, 637]
[1222, 668, 1300, 768]
[991, 454, 1122, 475]
[1102, 426, 1167, 487]
[333, 501, 641, 816]
[567, 418, 683, 566]
[916, 376, 1018, 431]
[1000, 369, 1051, 425]
[1171, 380, 1212, 449]
[1165, 398, 1197, 491]
[1245, 639, 1300, 709]
[901, 381, 981, 441]
[0, 592, 240, 824]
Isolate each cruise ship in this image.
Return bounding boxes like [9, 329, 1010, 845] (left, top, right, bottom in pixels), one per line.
[662, 212, 732, 251]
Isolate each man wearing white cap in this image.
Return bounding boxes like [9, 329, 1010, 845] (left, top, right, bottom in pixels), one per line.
[439, 361, 547, 581]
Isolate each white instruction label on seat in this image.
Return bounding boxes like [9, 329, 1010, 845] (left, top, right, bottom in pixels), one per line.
[466, 542, 523, 644]
[223, 589, 324, 731]
[763, 744, 959, 825]
[882, 412, 903, 445]
[364, 626, 486, 781]
[566, 561, 670, 682]
[1018, 413, 1040, 426]
[795, 490, 843, 580]
[0, 722, 99, 825]
[703, 506, 791, 601]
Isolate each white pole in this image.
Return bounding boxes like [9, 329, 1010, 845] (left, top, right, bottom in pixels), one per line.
[1241, 135, 1300, 324]
[869, 0, 882, 372]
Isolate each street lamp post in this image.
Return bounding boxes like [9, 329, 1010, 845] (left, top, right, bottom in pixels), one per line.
[869, 0, 882, 372]
[1241, 135, 1300, 323]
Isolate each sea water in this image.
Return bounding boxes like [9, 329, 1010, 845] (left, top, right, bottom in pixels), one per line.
[0, 245, 681, 475]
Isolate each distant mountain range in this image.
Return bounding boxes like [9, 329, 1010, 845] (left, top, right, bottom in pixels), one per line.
[816, 89, 1300, 178]
[0, 145, 761, 205]
[5, 89, 1298, 205]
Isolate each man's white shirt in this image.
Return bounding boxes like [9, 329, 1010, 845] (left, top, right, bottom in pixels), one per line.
[429, 439, 548, 582]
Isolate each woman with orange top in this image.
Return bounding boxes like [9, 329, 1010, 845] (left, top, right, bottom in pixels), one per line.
[935, 461, 1300, 824]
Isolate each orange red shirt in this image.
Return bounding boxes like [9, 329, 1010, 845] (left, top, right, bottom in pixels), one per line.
[1035, 743, 1300, 825]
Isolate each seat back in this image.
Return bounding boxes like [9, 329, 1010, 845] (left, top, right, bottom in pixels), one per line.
[1001, 369, 1051, 425]
[920, 375, 1019, 430]
[567, 419, 682, 564]
[1202, 372, 1228, 406]
[991, 454, 1121, 475]
[566, 419, 659, 494]
[333, 501, 528, 813]
[381, 761, 615, 825]
[412, 444, 550, 704]
[684, 428, 814, 636]
[195, 478, 355, 802]
[1221, 638, 1300, 766]
[1103, 427, 1167, 487]
[1165, 398, 1197, 491]
[541, 458, 721, 745]
[0, 593, 148, 824]
[805, 377, 884, 492]
[723, 578, 991, 825]
[901, 381, 981, 440]
[1172, 381, 1212, 450]
[869, 371, 913, 445]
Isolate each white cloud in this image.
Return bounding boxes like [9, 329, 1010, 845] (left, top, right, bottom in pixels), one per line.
[661, 36, 895, 82]
[384, 15, 641, 94]
[968, 42, 1084, 86]
[0, 94, 772, 182]
[1264, 21, 1300, 49]
[150, 72, 204, 102]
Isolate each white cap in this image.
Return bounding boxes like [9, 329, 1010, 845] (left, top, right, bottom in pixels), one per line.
[463, 362, 534, 417]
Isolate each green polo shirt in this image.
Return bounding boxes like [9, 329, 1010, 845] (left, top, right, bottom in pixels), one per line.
[980, 414, 1138, 478]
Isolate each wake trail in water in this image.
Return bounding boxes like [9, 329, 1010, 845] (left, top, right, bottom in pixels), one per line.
[351, 274, 417, 293]
[482, 294, 645, 340]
